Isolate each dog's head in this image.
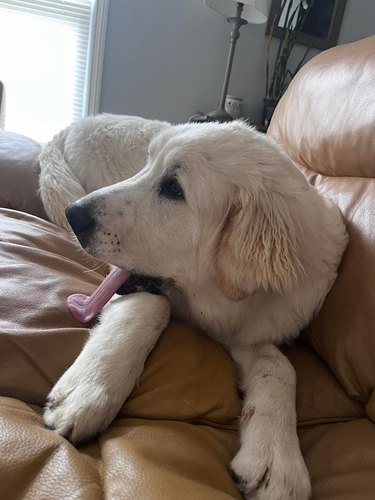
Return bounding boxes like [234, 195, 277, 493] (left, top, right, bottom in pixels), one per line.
[66, 120, 308, 300]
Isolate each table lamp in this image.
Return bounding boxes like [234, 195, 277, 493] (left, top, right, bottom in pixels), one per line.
[190, 0, 268, 123]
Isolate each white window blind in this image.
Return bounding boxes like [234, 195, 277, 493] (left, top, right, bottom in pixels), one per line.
[0, 0, 107, 142]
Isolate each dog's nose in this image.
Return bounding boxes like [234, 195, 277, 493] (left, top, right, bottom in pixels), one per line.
[65, 202, 95, 244]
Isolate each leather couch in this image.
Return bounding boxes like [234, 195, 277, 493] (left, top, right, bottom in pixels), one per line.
[0, 35, 374, 499]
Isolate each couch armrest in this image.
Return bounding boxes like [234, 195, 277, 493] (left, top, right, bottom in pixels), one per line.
[0, 131, 48, 219]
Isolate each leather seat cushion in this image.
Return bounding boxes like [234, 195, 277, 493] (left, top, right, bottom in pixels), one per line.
[300, 418, 375, 500]
[0, 397, 241, 500]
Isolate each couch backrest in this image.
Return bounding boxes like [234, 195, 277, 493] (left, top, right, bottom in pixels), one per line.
[268, 36, 375, 421]
[269, 35, 375, 178]
[0, 131, 47, 219]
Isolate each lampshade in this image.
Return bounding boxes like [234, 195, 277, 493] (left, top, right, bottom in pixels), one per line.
[205, 0, 268, 24]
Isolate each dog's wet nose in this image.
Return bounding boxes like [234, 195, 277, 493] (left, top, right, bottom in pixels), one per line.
[65, 202, 95, 245]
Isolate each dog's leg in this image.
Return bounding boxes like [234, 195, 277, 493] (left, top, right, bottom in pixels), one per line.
[229, 342, 311, 500]
[44, 292, 170, 443]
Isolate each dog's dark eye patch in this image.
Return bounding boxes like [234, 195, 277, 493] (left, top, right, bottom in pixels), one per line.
[158, 176, 185, 201]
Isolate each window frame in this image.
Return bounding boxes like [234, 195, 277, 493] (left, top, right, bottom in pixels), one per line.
[85, 0, 110, 115]
[0, 0, 109, 138]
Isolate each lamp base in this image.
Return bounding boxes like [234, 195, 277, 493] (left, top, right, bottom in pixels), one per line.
[189, 107, 233, 123]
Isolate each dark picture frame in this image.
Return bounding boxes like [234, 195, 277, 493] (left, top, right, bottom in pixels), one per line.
[265, 0, 347, 50]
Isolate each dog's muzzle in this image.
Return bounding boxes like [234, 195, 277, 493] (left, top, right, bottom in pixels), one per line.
[65, 201, 169, 297]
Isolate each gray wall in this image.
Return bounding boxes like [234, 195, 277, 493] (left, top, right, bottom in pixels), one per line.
[100, 0, 375, 125]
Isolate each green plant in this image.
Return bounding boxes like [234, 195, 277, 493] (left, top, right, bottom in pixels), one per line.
[266, 0, 314, 101]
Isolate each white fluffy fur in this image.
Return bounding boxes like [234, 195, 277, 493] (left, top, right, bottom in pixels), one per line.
[39, 114, 347, 500]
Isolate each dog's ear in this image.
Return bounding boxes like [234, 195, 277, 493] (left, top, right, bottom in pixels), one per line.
[216, 186, 305, 301]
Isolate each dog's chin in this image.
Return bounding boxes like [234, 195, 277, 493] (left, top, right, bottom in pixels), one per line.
[116, 273, 169, 296]
[77, 238, 169, 296]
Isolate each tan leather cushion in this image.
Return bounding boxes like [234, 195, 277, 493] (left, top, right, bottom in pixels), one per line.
[268, 35, 375, 178]
[0, 397, 241, 500]
[300, 419, 375, 500]
[284, 343, 364, 426]
[0, 131, 47, 218]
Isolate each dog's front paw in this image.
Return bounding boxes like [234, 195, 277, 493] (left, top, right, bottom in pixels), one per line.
[230, 438, 311, 500]
[44, 368, 123, 444]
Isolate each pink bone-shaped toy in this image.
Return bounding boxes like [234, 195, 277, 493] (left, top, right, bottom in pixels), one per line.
[67, 267, 130, 323]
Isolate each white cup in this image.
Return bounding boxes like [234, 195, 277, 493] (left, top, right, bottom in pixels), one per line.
[225, 95, 243, 119]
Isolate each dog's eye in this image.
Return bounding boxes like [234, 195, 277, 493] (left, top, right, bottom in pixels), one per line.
[159, 177, 185, 201]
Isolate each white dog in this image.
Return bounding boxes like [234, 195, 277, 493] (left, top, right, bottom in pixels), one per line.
[39, 114, 347, 500]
